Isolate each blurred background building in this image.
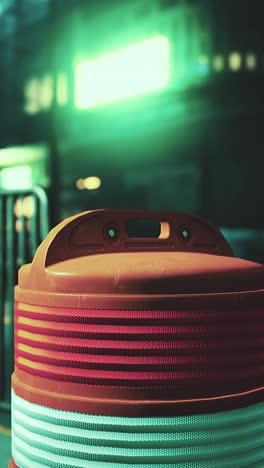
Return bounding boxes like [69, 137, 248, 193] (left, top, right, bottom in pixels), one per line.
[0, 0, 263, 258]
[0, 0, 264, 461]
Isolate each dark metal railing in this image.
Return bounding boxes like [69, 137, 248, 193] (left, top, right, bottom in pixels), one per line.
[0, 186, 49, 410]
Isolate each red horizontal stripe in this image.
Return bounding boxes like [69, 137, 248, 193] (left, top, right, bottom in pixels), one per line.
[15, 333, 218, 349]
[16, 358, 264, 380]
[15, 325, 264, 343]
[18, 317, 263, 334]
[15, 345, 264, 367]
[14, 302, 264, 393]
[17, 302, 264, 318]
[16, 309, 264, 324]
[15, 333, 264, 351]
[16, 361, 264, 391]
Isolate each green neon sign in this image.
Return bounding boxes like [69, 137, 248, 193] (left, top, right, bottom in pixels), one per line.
[75, 36, 170, 109]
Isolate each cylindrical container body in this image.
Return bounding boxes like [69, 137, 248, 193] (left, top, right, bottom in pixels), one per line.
[9, 209, 264, 467]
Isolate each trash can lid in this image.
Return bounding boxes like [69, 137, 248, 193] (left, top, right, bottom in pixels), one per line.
[16, 209, 264, 307]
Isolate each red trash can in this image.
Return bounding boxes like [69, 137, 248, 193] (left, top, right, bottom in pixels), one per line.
[9, 209, 264, 467]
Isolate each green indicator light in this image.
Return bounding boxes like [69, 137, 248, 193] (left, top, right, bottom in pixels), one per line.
[75, 36, 170, 109]
[182, 230, 189, 239]
[108, 229, 116, 238]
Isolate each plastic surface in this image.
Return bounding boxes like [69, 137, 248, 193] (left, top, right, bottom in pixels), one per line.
[12, 209, 264, 417]
[15, 209, 264, 309]
[11, 391, 264, 468]
[10, 209, 264, 467]
[43, 209, 233, 266]
[13, 300, 264, 416]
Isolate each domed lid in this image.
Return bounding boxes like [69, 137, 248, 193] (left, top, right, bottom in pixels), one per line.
[17, 209, 264, 306]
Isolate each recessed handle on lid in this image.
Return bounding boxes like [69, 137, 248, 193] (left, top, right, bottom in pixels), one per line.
[34, 209, 233, 268]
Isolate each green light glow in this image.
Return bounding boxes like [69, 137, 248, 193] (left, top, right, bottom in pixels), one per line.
[213, 55, 224, 71]
[246, 53, 257, 70]
[229, 52, 241, 71]
[24, 78, 40, 115]
[198, 55, 209, 74]
[182, 230, 189, 239]
[108, 229, 116, 238]
[0, 145, 48, 167]
[75, 36, 170, 109]
[39, 74, 53, 110]
[1, 165, 32, 189]
[57, 72, 68, 106]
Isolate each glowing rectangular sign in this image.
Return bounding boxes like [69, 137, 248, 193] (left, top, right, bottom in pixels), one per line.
[75, 36, 170, 109]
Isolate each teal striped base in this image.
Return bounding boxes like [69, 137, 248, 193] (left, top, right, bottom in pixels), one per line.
[12, 390, 264, 467]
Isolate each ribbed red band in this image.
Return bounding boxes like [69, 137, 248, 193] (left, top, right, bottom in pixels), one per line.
[14, 301, 264, 398]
